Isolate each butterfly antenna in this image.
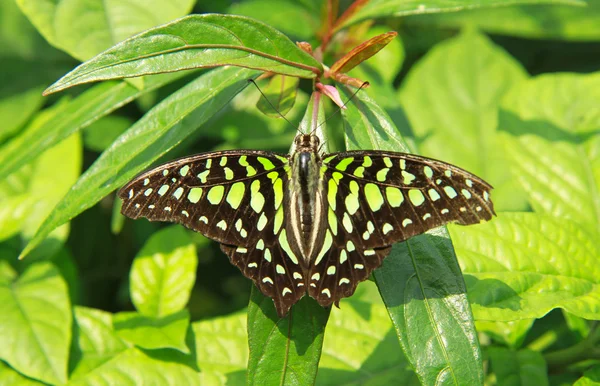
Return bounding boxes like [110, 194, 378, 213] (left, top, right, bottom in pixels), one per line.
[311, 81, 370, 135]
[247, 79, 297, 131]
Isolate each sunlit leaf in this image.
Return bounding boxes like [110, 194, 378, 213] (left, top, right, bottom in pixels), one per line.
[451, 213, 600, 320]
[500, 72, 600, 232]
[44, 14, 322, 94]
[17, 0, 195, 61]
[130, 226, 197, 318]
[0, 263, 71, 385]
[69, 307, 128, 380]
[399, 30, 529, 211]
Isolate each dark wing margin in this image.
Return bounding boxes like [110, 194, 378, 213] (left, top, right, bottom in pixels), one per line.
[307, 150, 495, 308]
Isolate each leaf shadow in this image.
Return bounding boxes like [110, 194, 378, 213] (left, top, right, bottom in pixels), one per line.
[463, 275, 522, 311]
[498, 109, 600, 144]
[317, 328, 418, 385]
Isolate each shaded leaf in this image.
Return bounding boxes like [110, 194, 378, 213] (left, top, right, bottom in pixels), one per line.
[256, 75, 299, 118]
[229, 0, 320, 40]
[405, 3, 600, 41]
[451, 213, 600, 320]
[318, 282, 418, 385]
[0, 0, 73, 142]
[19, 67, 257, 260]
[575, 365, 600, 386]
[130, 226, 197, 318]
[0, 262, 71, 385]
[114, 310, 191, 353]
[338, 0, 585, 28]
[44, 14, 322, 95]
[83, 115, 133, 152]
[488, 347, 549, 386]
[0, 72, 186, 179]
[476, 319, 535, 349]
[399, 31, 529, 211]
[342, 87, 483, 385]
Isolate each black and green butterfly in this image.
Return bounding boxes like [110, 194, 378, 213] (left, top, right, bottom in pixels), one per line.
[119, 133, 495, 317]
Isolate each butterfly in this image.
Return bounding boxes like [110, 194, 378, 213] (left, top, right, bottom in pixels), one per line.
[119, 133, 495, 317]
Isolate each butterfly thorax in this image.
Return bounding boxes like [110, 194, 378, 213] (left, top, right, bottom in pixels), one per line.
[287, 134, 327, 264]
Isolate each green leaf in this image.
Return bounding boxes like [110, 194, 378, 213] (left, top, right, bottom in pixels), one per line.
[0, 0, 73, 142]
[228, 0, 320, 40]
[0, 361, 45, 386]
[68, 347, 200, 386]
[114, 310, 191, 353]
[405, 3, 600, 41]
[0, 72, 186, 179]
[575, 365, 600, 386]
[399, 30, 529, 211]
[83, 115, 133, 152]
[44, 14, 322, 95]
[256, 75, 299, 118]
[476, 319, 535, 349]
[338, 0, 585, 27]
[0, 262, 71, 385]
[0, 106, 82, 258]
[500, 72, 600, 233]
[247, 290, 330, 385]
[19, 66, 257, 260]
[246, 92, 330, 386]
[450, 212, 600, 320]
[192, 313, 248, 385]
[317, 282, 418, 385]
[342, 87, 483, 385]
[69, 307, 128, 381]
[17, 0, 195, 61]
[130, 226, 197, 318]
[488, 347, 549, 386]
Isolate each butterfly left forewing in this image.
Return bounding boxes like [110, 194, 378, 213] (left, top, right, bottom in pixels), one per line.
[119, 151, 308, 317]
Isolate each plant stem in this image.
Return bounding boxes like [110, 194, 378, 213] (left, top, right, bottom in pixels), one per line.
[544, 322, 600, 371]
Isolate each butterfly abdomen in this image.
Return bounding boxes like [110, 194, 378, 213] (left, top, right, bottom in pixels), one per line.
[286, 149, 326, 265]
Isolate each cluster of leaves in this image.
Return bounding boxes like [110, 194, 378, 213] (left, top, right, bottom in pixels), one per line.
[1, 0, 599, 385]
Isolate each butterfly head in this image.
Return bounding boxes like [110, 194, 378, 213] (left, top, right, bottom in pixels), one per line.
[294, 134, 320, 153]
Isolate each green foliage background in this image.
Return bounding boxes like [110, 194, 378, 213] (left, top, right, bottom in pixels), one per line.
[1, 0, 599, 385]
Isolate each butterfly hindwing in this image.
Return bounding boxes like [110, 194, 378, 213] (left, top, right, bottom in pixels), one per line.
[307, 151, 495, 307]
